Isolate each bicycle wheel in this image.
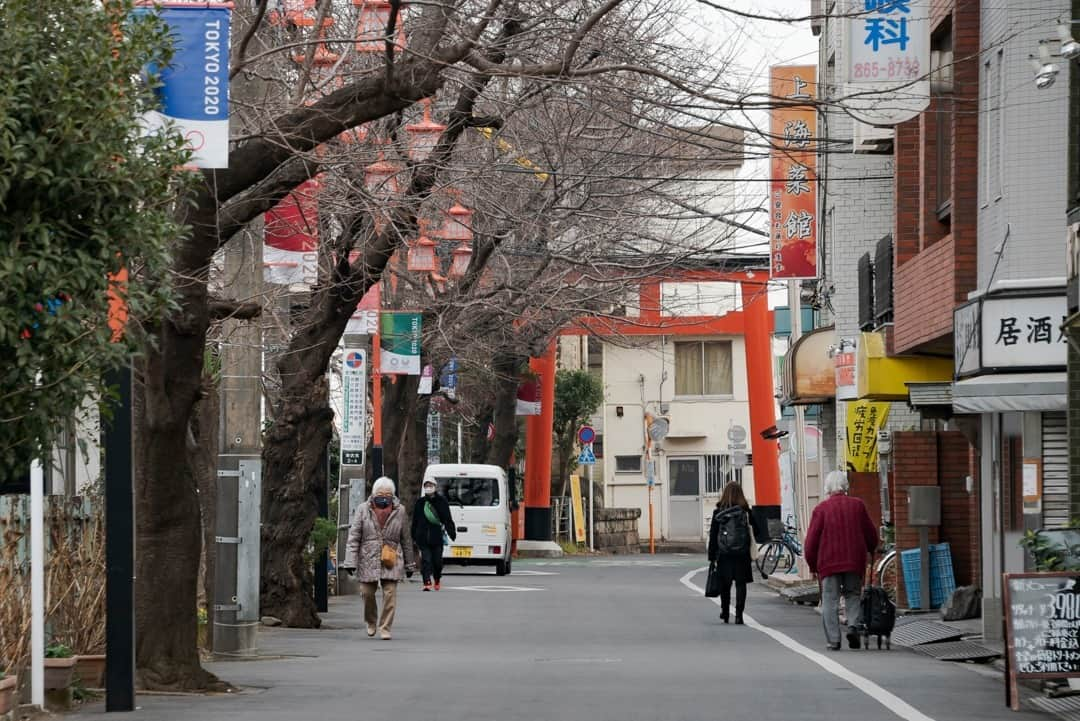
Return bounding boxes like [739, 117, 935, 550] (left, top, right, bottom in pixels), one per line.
[876, 551, 898, 603]
[775, 541, 797, 573]
[759, 541, 785, 576]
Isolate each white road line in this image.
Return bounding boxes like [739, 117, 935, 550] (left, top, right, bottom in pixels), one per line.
[680, 567, 937, 721]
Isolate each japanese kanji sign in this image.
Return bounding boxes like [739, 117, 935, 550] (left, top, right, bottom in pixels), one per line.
[843, 0, 931, 125]
[341, 348, 367, 467]
[769, 66, 818, 280]
[845, 400, 889, 473]
[954, 292, 1067, 377]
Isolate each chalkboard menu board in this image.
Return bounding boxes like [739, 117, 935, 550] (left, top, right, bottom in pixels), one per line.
[1004, 572, 1080, 709]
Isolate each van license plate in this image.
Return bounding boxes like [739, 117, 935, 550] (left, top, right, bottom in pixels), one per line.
[452, 546, 472, 558]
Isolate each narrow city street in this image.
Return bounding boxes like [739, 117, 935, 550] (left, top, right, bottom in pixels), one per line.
[73, 558, 1042, 721]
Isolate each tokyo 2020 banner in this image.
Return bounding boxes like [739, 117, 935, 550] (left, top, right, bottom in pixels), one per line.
[135, 3, 231, 168]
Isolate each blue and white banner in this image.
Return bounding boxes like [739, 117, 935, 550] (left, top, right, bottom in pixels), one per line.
[136, 4, 231, 168]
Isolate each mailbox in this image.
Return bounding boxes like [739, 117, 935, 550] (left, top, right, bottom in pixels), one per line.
[906, 486, 941, 527]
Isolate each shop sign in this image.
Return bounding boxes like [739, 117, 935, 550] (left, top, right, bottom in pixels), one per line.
[954, 290, 1067, 377]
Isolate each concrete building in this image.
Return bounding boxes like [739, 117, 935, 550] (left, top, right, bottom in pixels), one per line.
[954, 0, 1075, 637]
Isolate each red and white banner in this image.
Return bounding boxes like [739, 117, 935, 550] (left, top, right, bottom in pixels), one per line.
[264, 177, 320, 287]
[769, 66, 818, 280]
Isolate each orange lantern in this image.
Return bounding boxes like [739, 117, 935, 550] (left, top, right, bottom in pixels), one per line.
[405, 99, 446, 162]
[440, 201, 473, 242]
[407, 234, 437, 272]
[363, 151, 400, 198]
[353, 0, 392, 53]
[449, 242, 473, 279]
[291, 16, 340, 65]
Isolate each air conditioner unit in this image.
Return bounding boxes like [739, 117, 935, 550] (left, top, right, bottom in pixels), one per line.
[853, 120, 894, 154]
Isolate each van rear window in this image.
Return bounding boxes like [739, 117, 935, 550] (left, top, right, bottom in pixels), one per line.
[435, 477, 500, 507]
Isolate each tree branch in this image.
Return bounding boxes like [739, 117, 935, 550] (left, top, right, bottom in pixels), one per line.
[209, 298, 263, 321]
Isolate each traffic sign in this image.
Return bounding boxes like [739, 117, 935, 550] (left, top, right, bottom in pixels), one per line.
[577, 445, 596, 465]
[732, 450, 748, 469]
[727, 424, 747, 446]
[577, 425, 596, 445]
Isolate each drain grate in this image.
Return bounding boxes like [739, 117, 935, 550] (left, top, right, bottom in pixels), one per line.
[1030, 695, 1080, 721]
[890, 620, 965, 647]
[914, 640, 1000, 662]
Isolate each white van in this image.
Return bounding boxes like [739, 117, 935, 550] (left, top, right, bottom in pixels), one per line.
[422, 463, 513, 576]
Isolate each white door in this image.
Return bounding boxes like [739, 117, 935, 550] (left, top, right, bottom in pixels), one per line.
[669, 457, 704, 540]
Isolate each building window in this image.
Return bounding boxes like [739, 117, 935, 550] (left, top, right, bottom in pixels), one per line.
[933, 26, 954, 220]
[704, 454, 746, 494]
[674, 340, 733, 396]
[614, 455, 641, 473]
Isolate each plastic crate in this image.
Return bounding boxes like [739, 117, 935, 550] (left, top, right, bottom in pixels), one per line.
[900, 543, 956, 609]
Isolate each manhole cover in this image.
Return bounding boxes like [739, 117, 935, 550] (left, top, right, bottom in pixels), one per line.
[1030, 695, 1080, 721]
[890, 620, 965, 647]
[914, 640, 1000, 662]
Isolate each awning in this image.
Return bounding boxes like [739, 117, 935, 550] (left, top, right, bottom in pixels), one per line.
[907, 381, 953, 408]
[857, 331, 954, 400]
[952, 372, 1067, 413]
[780, 325, 835, 405]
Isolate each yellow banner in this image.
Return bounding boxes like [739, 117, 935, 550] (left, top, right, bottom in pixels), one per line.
[570, 474, 586, 543]
[845, 400, 890, 473]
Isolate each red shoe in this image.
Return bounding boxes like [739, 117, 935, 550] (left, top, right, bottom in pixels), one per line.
[423, 581, 432, 592]
[434, 581, 441, 591]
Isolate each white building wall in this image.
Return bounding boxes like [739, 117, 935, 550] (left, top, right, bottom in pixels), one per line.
[978, 2, 1072, 289]
[602, 335, 753, 541]
[817, 9, 921, 476]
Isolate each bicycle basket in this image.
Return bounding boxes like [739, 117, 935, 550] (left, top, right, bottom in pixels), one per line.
[767, 518, 785, 540]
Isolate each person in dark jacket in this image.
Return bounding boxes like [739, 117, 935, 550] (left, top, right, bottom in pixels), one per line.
[804, 470, 879, 650]
[707, 482, 756, 624]
[411, 479, 457, 591]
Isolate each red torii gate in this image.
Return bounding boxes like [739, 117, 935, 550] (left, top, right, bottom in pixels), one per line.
[520, 270, 780, 542]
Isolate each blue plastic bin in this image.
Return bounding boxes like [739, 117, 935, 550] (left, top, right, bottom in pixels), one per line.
[900, 542, 956, 610]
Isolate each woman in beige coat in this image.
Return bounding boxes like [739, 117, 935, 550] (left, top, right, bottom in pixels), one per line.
[342, 477, 415, 639]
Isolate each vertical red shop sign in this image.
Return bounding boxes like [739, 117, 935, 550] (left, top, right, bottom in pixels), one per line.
[769, 66, 818, 280]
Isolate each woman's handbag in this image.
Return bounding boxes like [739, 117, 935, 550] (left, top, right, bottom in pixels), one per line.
[381, 543, 397, 570]
[704, 560, 721, 598]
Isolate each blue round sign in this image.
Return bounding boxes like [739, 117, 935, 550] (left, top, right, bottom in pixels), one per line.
[577, 426, 596, 444]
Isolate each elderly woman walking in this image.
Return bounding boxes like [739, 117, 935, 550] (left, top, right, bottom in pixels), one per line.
[804, 470, 879, 650]
[343, 477, 415, 640]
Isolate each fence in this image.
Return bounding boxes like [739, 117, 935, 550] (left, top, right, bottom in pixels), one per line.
[0, 494, 105, 675]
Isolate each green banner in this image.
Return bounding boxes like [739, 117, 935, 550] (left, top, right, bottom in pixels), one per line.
[380, 312, 421, 375]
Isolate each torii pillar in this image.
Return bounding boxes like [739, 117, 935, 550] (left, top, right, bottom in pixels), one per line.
[742, 279, 780, 506]
[523, 342, 557, 540]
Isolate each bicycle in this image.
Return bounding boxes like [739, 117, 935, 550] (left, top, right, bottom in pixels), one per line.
[757, 516, 802, 576]
[873, 541, 898, 603]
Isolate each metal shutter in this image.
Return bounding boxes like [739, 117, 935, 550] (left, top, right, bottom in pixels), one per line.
[1043, 411, 1069, 528]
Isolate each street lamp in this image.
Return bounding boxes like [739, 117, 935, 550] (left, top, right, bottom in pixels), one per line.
[291, 17, 339, 66]
[363, 151, 400, 198]
[1030, 42, 1060, 89]
[1059, 20, 1080, 61]
[405, 99, 446, 162]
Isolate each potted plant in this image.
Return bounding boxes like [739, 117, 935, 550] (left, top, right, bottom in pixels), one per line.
[44, 643, 76, 690]
[0, 671, 17, 715]
[74, 651, 106, 689]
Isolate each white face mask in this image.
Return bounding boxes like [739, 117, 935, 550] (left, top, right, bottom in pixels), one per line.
[423, 485, 436, 496]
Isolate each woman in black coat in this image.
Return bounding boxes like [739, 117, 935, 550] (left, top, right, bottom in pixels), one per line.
[411, 479, 457, 591]
[707, 482, 755, 624]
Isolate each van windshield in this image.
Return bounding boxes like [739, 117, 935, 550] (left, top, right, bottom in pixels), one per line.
[435, 477, 500, 507]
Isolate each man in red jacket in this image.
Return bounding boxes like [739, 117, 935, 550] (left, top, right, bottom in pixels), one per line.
[804, 470, 879, 650]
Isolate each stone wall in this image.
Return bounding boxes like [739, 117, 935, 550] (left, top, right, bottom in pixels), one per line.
[595, 507, 641, 554]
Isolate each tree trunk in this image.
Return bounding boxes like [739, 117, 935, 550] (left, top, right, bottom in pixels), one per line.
[135, 348, 220, 691]
[259, 375, 332, 628]
[379, 375, 412, 485]
[398, 389, 431, 513]
[189, 373, 220, 649]
[470, 408, 492, 464]
[487, 351, 524, 469]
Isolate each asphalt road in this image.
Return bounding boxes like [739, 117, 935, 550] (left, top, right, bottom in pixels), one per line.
[74, 557, 1046, 721]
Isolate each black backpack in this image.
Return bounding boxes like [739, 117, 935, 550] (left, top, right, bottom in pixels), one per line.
[713, 506, 750, 555]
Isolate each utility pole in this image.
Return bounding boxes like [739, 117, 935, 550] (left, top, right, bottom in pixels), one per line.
[214, 226, 263, 655]
[789, 281, 811, 579]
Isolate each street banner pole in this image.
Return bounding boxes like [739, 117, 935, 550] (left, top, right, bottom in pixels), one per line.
[588, 463, 595, 552]
[30, 457, 43, 708]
